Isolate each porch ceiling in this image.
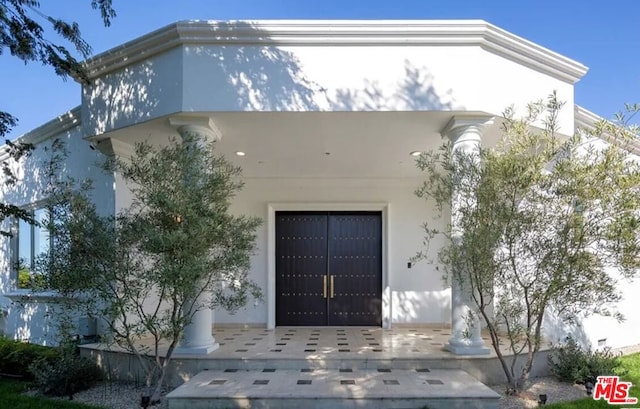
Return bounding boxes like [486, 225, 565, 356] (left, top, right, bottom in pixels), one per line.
[105, 111, 501, 179]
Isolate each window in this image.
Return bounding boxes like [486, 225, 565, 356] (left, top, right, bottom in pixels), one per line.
[14, 206, 53, 289]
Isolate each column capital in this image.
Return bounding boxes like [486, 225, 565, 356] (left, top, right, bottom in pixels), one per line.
[169, 115, 222, 145]
[91, 137, 135, 160]
[440, 115, 495, 142]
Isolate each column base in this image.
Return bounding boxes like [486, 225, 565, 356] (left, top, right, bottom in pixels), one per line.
[173, 342, 220, 355]
[444, 342, 490, 355]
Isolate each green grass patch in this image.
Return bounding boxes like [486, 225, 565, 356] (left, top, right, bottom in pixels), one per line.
[0, 378, 103, 409]
[620, 353, 640, 384]
[544, 352, 640, 409]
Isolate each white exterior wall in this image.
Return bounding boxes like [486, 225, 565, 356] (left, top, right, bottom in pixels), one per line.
[82, 47, 184, 137]
[84, 42, 575, 136]
[0, 126, 115, 344]
[542, 269, 640, 351]
[580, 278, 640, 350]
[217, 177, 449, 327]
[577, 139, 640, 350]
[542, 136, 640, 350]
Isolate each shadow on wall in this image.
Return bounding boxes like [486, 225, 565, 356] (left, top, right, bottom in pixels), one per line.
[188, 22, 459, 112]
[87, 21, 461, 135]
[542, 307, 590, 349]
[0, 132, 109, 345]
[331, 61, 457, 111]
[85, 58, 160, 137]
[392, 289, 451, 325]
[185, 24, 323, 111]
[0, 295, 64, 346]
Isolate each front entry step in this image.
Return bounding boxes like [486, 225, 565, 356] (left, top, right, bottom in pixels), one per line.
[167, 368, 500, 409]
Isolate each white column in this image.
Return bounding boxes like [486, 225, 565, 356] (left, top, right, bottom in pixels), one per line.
[170, 115, 221, 355]
[441, 116, 493, 355]
[92, 138, 135, 214]
[177, 299, 218, 354]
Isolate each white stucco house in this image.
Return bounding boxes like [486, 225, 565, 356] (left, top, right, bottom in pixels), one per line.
[1, 20, 639, 354]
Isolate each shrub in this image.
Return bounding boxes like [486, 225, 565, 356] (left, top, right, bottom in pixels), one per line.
[17, 268, 30, 289]
[548, 336, 622, 383]
[29, 348, 103, 398]
[548, 337, 587, 383]
[585, 347, 625, 381]
[0, 337, 59, 379]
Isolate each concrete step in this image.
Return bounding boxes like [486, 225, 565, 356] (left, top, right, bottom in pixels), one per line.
[194, 356, 481, 370]
[166, 368, 500, 409]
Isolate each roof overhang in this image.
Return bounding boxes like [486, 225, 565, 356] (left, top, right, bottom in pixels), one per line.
[575, 105, 640, 155]
[79, 20, 588, 84]
[0, 107, 81, 162]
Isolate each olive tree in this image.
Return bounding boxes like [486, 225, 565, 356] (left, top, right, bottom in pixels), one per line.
[36, 135, 261, 402]
[415, 95, 640, 391]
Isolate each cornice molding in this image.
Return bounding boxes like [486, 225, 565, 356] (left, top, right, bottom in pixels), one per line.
[574, 104, 640, 155]
[0, 106, 81, 162]
[80, 20, 588, 84]
[574, 105, 603, 132]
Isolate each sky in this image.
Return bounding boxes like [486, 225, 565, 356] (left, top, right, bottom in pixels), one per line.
[2, 0, 639, 140]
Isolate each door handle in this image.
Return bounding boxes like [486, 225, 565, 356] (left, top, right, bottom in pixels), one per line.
[330, 275, 335, 298]
[323, 275, 327, 298]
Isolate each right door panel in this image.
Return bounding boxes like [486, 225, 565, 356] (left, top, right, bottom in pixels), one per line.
[328, 213, 382, 326]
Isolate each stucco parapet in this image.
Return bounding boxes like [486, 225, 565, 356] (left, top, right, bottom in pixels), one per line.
[80, 20, 588, 83]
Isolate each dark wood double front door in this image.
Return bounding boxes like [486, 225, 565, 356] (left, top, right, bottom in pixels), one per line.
[276, 211, 382, 326]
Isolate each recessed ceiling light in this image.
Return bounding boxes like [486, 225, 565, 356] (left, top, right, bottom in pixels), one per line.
[410, 151, 422, 157]
[235, 151, 246, 156]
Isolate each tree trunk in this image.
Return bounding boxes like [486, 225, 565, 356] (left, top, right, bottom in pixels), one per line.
[478, 307, 518, 391]
[150, 338, 179, 403]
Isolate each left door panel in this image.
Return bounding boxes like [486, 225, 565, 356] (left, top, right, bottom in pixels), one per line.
[276, 213, 328, 326]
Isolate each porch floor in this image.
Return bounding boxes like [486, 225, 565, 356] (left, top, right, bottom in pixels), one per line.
[81, 324, 549, 406]
[164, 326, 507, 408]
[201, 325, 482, 360]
